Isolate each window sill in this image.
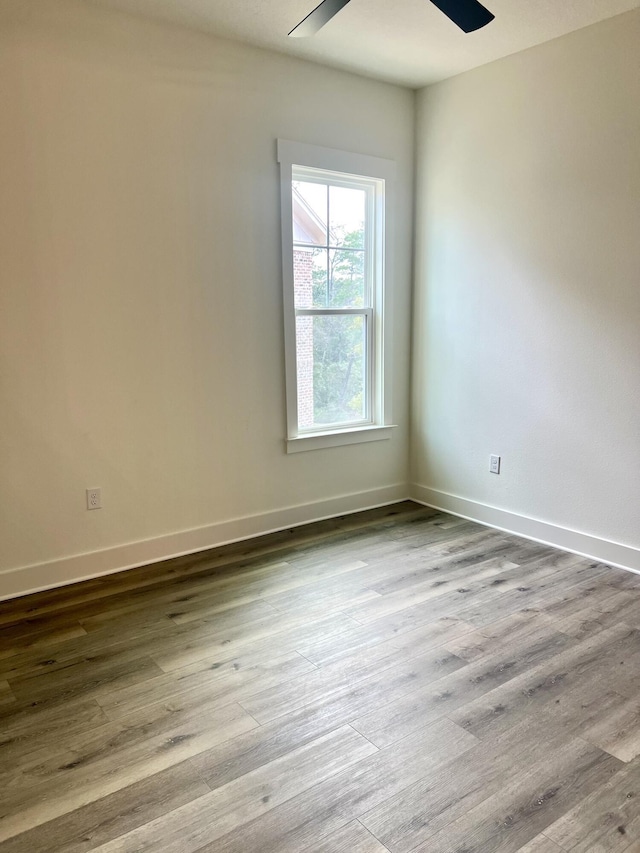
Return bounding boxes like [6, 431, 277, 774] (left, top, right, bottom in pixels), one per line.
[286, 425, 396, 454]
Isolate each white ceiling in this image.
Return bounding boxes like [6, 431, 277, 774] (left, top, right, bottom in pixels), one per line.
[85, 0, 640, 87]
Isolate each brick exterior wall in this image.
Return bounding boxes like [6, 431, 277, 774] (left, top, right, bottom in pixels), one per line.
[293, 249, 314, 428]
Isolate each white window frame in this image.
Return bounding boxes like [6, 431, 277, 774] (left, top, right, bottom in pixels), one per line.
[278, 140, 395, 454]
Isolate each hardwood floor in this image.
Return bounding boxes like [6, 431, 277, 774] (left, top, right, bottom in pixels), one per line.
[1, 502, 639, 853]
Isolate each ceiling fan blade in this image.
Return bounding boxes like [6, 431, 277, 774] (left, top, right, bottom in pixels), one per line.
[429, 0, 494, 32]
[289, 0, 353, 37]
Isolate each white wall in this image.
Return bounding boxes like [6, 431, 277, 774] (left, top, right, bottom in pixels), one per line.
[0, 0, 414, 597]
[412, 10, 640, 567]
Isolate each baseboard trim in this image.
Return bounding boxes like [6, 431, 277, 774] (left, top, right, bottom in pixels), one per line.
[0, 484, 409, 602]
[410, 484, 640, 575]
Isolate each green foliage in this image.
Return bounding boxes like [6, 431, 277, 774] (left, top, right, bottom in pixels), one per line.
[312, 229, 365, 308]
[311, 227, 366, 425]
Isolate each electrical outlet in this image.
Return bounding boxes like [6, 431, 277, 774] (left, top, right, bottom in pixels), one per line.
[86, 488, 102, 510]
[489, 455, 501, 475]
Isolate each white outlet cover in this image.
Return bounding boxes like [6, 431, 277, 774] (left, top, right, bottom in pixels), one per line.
[489, 455, 501, 475]
[86, 488, 102, 510]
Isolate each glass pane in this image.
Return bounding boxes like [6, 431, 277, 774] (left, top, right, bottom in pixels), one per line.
[296, 314, 367, 429]
[294, 248, 364, 309]
[329, 248, 365, 308]
[329, 185, 365, 249]
[292, 181, 327, 246]
[294, 247, 326, 309]
[312, 249, 329, 307]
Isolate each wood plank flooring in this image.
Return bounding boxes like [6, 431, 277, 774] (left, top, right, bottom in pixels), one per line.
[1, 502, 639, 853]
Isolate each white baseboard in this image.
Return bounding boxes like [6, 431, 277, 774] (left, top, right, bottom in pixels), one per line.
[0, 484, 409, 602]
[7, 482, 636, 603]
[411, 484, 640, 575]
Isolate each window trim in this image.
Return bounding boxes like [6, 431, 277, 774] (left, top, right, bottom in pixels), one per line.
[277, 140, 396, 453]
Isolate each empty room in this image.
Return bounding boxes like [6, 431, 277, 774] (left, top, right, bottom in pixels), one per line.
[1, 0, 639, 851]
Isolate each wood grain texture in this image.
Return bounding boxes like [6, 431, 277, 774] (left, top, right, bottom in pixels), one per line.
[517, 836, 566, 853]
[0, 501, 639, 853]
[0, 762, 210, 853]
[312, 820, 391, 852]
[87, 725, 378, 853]
[543, 759, 640, 852]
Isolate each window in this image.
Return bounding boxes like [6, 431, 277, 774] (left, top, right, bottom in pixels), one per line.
[278, 140, 395, 453]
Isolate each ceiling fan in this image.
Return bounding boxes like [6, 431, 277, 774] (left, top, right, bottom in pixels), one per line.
[289, 0, 495, 37]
